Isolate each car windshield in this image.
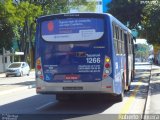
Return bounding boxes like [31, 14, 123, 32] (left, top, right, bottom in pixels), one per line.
[8, 63, 21, 68]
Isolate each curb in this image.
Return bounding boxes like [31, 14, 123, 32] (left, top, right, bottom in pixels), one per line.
[144, 77, 152, 114]
[0, 73, 5, 77]
[143, 64, 153, 118]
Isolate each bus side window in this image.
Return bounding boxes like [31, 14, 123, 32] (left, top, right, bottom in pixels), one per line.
[124, 32, 128, 54]
[113, 23, 118, 54]
[121, 30, 124, 54]
[120, 28, 124, 55]
[116, 26, 119, 54]
[118, 27, 122, 54]
[127, 34, 129, 54]
[112, 24, 116, 38]
[115, 26, 119, 54]
[117, 27, 123, 55]
[130, 35, 133, 54]
[113, 24, 123, 55]
[129, 34, 132, 54]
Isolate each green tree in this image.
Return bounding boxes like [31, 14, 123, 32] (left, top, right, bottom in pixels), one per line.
[13, 0, 96, 62]
[141, 1, 160, 45]
[13, 1, 42, 66]
[107, 0, 145, 29]
[135, 43, 150, 60]
[0, 0, 96, 67]
[0, 0, 15, 52]
[32, 0, 96, 14]
[69, 0, 96, 12]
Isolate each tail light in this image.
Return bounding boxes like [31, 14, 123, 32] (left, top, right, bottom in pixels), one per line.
[103, 56, 111, 78]
[105, 63, 110, 68]
[36, 58, 43, 80]
[37, 65, 41, 70]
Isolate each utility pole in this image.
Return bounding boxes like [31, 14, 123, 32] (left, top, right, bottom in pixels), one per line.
[11, 48, 14, 63]
[2, 47, 5, 72]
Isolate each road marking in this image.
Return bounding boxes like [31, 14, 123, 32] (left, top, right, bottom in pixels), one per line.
[119, 81, 143, 114]
[36, 102, 55, 110]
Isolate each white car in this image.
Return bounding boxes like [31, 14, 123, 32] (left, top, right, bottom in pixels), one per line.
[6, 62, 30, 77]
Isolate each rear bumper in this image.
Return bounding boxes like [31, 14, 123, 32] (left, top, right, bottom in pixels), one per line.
[37, 90, 114, 95]
[36, 79, 114, 94]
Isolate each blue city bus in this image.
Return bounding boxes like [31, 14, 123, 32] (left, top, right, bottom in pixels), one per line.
[35, 13, 134, 101]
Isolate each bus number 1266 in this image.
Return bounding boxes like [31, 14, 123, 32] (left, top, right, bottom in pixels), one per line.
[86, 58, 101, 64]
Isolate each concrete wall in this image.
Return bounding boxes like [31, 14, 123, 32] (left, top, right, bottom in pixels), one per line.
[0, 55, 3, 73]
[0, 55, 11, 73]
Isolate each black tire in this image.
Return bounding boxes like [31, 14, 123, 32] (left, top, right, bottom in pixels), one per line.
[6, 75, 8, 77]
[20, 71, 23, 77]
[127, 85, 131, 91]
[131, 71, 134, 82]
[117, 90, 124, 102]
[27, 71, 30, 76]
[126, 72, 134, 91]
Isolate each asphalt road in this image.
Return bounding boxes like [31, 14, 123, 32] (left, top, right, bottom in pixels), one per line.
[0, 63, 152, 120]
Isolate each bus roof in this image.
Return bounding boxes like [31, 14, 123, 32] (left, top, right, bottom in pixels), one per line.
[37, 13, 131, 33]
[105, 13, 131, 33]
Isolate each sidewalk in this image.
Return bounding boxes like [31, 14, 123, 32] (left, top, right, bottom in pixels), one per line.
[0, 72, 5, 77]
[145, 64, 160, 114]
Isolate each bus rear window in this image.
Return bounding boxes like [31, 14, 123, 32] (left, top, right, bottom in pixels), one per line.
[41, 18, 104, 42]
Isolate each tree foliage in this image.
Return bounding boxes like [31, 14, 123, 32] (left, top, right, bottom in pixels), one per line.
[69, 0, 96, 12]
[107, 0, 145, 29]
[107, 0, 160, 46]
[0, 0, 15, 52]
[141, 1, 160, 45]
[135, 43, 150, 59]
[13, 1, 42, 59]
[0, 0, 96, 66]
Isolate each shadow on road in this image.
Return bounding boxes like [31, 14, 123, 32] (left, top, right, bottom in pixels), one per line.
[0, 94, 116, 120]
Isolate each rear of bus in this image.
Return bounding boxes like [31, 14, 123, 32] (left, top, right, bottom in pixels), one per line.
[35, 13, 114, 96]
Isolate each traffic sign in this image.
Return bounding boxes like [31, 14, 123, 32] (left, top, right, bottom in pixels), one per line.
[132, 29, 138, 38]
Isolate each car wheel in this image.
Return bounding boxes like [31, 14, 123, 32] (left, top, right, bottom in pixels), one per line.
[20, 71, 23, 77]
[6, 75, 8, 77]
[27, 71, 30, 76]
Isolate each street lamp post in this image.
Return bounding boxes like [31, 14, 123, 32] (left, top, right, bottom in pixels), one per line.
[11, 48, 14, 63]
[2, 47, 5, 72]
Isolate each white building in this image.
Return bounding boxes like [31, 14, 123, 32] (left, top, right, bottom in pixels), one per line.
[0, 48, 12, 73]
[96, 0, 103, 13]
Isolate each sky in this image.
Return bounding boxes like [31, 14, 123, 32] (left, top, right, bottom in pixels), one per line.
[136, 39, 153, 51]
[103, 0, 112, 12]
[136, 39, 148, 44]
[70, 0, 112, 13]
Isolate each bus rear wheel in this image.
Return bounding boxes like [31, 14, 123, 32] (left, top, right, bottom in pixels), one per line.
[131, 71, 134, 82]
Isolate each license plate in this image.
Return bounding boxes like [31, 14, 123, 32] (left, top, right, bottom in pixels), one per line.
[65, 75, 80, 80]
[63, 87, 83, 90]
